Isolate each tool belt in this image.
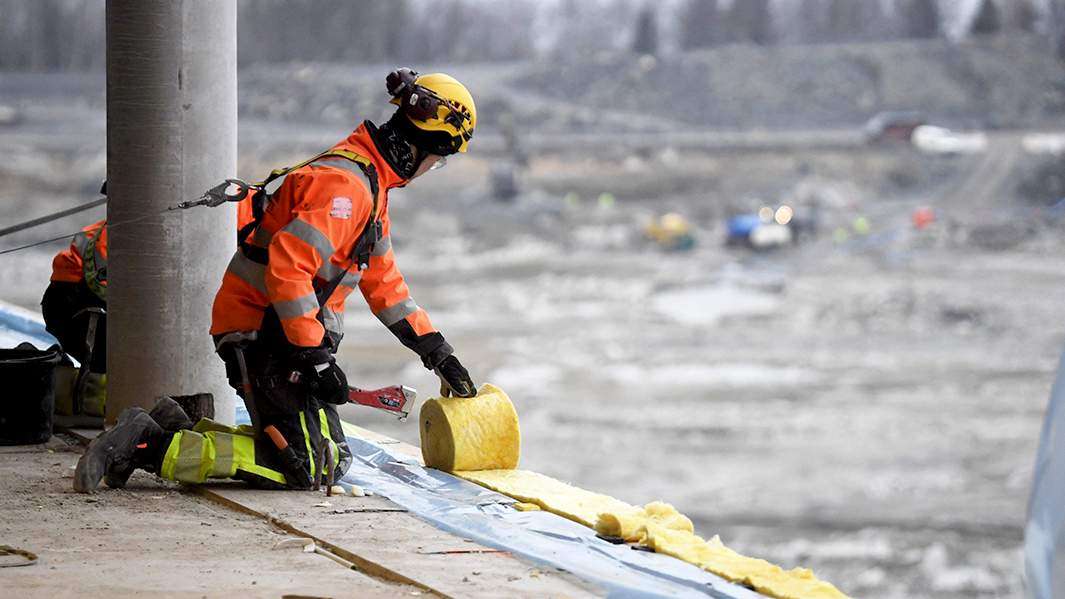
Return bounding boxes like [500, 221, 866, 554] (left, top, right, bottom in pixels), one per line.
[251, 372, 300, 391]
[215, 334, 317, 396]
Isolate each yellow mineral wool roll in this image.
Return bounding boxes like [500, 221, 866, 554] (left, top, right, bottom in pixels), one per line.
[595, 501, 694, 542]
[420, 383, 520, 472]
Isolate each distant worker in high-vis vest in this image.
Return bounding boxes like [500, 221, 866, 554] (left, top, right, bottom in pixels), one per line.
[75, 68, 478, 492]
[42, 219, 108, 374]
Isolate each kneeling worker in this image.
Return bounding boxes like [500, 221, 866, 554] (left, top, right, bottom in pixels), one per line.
[44, 188, 254, 416]
[75, 69, 479, 492]
[43, 218, 108, 374]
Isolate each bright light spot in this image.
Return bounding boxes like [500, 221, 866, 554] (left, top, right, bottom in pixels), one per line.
[758, 206, 774, 223]
[775, 205, 794, 225]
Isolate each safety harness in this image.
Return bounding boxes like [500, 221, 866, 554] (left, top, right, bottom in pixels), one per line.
[240, 149, 381, 267]
[236, 148, 383, 349]
[81, 230, 107, 301]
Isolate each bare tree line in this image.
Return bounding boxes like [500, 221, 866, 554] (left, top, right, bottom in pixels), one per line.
[663, 0, 1048, 50]
[0, 0, 1060, 72]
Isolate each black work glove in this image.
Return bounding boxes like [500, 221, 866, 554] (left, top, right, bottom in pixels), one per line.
[290, 348, 349, 405]
[308, 361, 349, 405]
[435, 354, 476, 398]
[386, 321, 453, 369]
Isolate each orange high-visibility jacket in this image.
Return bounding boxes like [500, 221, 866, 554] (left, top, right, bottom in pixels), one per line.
[52, 220, 108, 296]
[210, 123, 436, 349]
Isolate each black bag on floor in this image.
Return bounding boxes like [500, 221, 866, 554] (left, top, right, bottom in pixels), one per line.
[0, 343, 62, 445]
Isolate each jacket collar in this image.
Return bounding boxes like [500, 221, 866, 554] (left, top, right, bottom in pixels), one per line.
[330, 122, 408, 191]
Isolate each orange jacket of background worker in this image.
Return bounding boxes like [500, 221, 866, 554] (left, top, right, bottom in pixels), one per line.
[44, 193, 255, 377]
[41, 219, 108, 373]
[51, 219, 107, 296]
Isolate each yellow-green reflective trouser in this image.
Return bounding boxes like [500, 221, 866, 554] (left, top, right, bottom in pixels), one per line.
[159, 411, 342, 487]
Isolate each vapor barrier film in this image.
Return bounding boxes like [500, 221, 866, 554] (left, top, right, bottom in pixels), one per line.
[342, 434, 772, 599]
[232, 405, 763, 598]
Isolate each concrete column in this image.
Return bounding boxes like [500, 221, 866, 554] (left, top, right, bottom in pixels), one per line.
[106, 0, 237, 424]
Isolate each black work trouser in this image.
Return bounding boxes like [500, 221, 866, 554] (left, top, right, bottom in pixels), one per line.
[215, 339, 352, 489]
[41, 280, 106, 373]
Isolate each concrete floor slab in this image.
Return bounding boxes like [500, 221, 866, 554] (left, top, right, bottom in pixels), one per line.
[202, 485, 601, 598]
[0, 437, 421, 598]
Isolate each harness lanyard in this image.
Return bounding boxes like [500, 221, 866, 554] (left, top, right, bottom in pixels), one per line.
[0, 209, 164, 257]
[242, 149, 382, 308]
[252, 149, 380, 222]
[0, 197, 107, 240]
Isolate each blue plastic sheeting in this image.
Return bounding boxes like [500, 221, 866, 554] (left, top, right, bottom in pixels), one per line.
[235, 404, 761, 598]
[0, 301, 57, 350]
[339, 438, 767, 598]
[1024, 342, 1065, 599]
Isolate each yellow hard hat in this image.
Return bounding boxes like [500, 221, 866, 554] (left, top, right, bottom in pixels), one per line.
[387, 69, 476, 154]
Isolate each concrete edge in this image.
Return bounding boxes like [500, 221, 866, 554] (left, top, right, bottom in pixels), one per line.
[189, 485, 446, 597]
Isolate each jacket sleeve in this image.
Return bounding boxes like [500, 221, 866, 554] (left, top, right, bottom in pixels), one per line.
[358, 212, 451, 367]
[264, 171, 371, 348]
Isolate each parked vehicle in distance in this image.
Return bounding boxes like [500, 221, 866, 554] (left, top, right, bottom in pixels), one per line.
[864, 111, 926, 143]
[726, 204, 817, 250]
[911, 125, 988, 155]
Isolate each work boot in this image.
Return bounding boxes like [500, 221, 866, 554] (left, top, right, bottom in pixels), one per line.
[148, 396, 193, 431]
[98, 398, 188, 490]
[74, 409, 164, 493]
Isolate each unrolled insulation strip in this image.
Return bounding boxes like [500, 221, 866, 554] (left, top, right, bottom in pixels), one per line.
[458, 468, 644, 529]
[419, 385, 850, 599]
[239, 403, 765, 597]
[338, 424, 764, 598]
[454, 471, 846, 598]
[640, 525, 847, 599]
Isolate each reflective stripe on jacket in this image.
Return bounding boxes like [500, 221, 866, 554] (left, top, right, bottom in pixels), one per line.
[51, 219, 108, 300]
[210, 123, 437, 348]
